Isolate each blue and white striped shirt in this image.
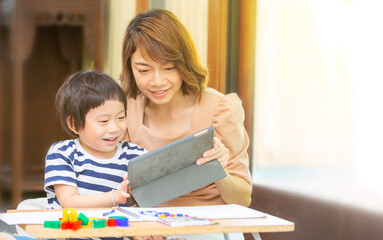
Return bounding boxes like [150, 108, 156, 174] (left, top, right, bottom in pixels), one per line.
[44, 138, 145, 209]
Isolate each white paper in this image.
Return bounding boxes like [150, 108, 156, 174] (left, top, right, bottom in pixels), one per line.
[0, 204, 267, 225]
[126, 204, 268, 220]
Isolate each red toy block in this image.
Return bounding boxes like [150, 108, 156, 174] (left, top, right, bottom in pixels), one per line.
[61, 221, 72, 230]
[71, 220, 82, 230]
[107, 218, 116, 227]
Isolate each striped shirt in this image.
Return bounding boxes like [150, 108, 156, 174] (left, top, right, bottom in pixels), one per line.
[44, 138, 145, 209]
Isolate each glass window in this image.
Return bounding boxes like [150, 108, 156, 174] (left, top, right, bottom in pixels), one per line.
[253, 0, 383, 212]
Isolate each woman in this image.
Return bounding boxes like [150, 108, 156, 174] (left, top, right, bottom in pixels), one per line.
[121, 9, 252, 209]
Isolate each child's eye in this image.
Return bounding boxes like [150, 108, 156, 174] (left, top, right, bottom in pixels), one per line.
[165, 67, 176, 71]
[138, 69, 149, 74]
[99, 120, 108, 123]
[118, 115, 126, 120]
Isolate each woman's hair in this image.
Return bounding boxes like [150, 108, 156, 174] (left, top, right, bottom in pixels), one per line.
[121, 9, 208, 99]
[56, 70, 127, 138]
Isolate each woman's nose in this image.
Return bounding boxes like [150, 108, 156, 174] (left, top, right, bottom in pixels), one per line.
[151, 70, 164, 86]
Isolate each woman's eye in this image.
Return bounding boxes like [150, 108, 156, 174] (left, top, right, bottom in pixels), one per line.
[99, 120, 108, 123]
[165, 67, 175, 71]
[118, 115, 126, 120]
[138, 69, 149, 74]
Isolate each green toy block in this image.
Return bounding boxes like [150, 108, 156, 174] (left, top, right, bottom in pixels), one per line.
[78, 213, 89, 226]
[44, 220, 61, 229]
[93, 219, 107, 228]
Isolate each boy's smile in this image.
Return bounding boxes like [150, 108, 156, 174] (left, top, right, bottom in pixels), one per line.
[73, 100, 127, 159]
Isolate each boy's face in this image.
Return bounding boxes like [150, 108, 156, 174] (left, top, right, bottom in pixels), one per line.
[76, 100, 127, 159]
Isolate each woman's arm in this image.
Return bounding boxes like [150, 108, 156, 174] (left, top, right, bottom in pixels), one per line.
[54, 176, 130, 208]
[197, 137, 252, 206]
[196, 93, 252, 206]
[214, 169, 252, 206]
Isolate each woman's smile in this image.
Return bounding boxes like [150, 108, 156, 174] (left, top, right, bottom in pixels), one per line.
[150, 89, 169, 98]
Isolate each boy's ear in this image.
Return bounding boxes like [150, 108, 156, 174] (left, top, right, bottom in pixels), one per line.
[66, 116, 79, 134]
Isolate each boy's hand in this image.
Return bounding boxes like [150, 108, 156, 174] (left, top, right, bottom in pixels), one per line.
[116, 175, 130, 205]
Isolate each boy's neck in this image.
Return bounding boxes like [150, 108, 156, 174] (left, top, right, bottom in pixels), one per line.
[78, 139, 118, 159]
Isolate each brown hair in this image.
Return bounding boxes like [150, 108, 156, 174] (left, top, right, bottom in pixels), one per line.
[56, 70, 127, 138]
[121, 9, 208, 99]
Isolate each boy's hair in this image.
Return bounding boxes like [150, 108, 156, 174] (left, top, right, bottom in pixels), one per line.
[56, 70, 127, 138]
[121, 8, 208, 99]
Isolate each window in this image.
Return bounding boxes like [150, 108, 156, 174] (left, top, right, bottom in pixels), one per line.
[253, 0, 383, 212]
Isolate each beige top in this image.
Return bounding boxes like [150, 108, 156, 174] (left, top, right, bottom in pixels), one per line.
[125, 88, 251, 206]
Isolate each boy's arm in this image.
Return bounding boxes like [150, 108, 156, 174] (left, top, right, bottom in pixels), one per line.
[54, 176, 130, 208]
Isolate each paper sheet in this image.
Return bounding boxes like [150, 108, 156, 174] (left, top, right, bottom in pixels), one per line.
[0, 204, 267, 225]
[126, 204, 268, 220]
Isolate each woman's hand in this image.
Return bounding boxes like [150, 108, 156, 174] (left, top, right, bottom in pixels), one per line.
[196, 137, 229, 168]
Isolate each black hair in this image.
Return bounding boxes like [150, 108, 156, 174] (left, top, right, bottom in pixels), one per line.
[56, 70, 127, 138]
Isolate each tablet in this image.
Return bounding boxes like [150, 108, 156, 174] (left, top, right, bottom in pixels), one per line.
[127, 126, 227, 207]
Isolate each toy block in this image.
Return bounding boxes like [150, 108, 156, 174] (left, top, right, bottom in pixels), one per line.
[61, 221, 72, 230]
[71, 220, 82, 230]
[44, 220, 61, 229]
[62, 208, 79, 223]
[78, 213, 90, 226]
[107, 218, 116, 227]
[115, 218, 129, 227]
[93, 219, 107, 228]
[109, 216, 127, 219]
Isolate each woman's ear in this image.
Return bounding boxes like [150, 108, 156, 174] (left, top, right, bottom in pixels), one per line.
[66, 116, 79, 134]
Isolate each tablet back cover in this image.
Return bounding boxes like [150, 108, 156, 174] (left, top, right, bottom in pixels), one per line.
[128, 126, 227, 207]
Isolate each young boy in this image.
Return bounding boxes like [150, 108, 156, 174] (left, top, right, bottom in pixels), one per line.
[3, 71, 138, 240]
[44, 70, 145, 209]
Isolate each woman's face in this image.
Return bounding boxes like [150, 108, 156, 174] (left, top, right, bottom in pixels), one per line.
[130, 49, 183, 105]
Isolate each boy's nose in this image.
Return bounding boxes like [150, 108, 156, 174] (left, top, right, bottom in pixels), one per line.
[108, 120, 120, 132]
